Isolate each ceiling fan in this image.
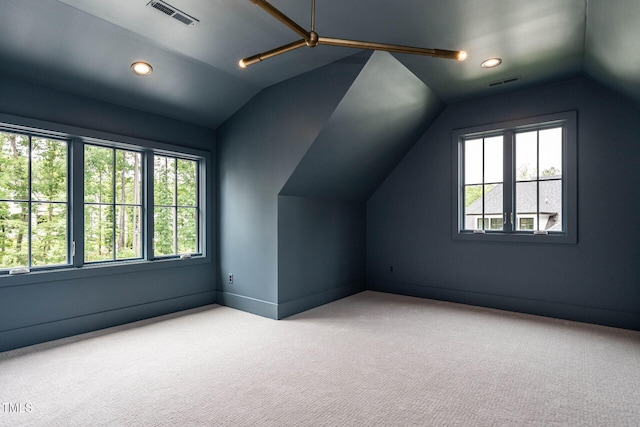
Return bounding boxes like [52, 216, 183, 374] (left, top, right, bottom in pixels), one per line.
[239, 0, 467, 68]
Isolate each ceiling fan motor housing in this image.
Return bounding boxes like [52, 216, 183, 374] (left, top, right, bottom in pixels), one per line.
[307, 31, 319, 47]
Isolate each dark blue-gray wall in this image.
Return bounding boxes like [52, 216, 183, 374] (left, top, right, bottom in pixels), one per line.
[216, 53, 369, 319]
[0, 76, 216, 352]
[6, 56, 638, 354]
[367, 77, 640, 330]
[277, 196, 366, 318]
[217, 51, 442, 319]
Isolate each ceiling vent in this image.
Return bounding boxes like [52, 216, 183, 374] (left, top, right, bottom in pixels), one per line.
[147, 1, 199, 26]
[487, 76, 521, 88]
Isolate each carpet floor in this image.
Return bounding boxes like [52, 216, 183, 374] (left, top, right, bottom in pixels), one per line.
[1, 291, 639, 426]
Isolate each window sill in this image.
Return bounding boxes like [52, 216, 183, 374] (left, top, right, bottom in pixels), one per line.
[0, 256, 210, 289]
[453, 231, 576, 244]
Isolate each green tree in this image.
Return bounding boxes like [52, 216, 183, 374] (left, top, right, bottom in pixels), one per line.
[31, 138, 67, 265]
[154, 156, 175, 255]
[0, 133, 67, 268]
[115, 150, 141, 259]
[153, 156, 198, 255]
[464, 184, 495, 208]
[85, 145, 114, 261]
[541, 166, 561, 177]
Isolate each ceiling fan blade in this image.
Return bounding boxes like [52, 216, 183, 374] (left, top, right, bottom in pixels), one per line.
[318, 36, 467, 60]
[249, 0, 310, 41]
[239, 39, 308, 68]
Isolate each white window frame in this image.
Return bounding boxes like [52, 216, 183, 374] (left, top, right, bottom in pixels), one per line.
[452, 111, 577, 244]
[0, 113, 210, 285]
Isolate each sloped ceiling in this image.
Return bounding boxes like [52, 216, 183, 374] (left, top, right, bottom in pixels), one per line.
[280, 51, 443, 201]
[0, 0, 639, 129]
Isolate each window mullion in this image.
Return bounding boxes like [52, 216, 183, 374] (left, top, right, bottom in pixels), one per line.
[503, 131, 514, 233]
[71, 138, 84, 267]
[174, 160, 178, 254]
[458, 140, 465, 233]
[111, 149, 117, 260]
[145, 151, 154, 260]
[536, 130, 540, 231]
[27, 136, 33, 268]
[481, 138, 485, 230]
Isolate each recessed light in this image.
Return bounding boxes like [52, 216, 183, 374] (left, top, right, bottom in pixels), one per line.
[131, 62, 153, 76]
[481, 57, 502, 68]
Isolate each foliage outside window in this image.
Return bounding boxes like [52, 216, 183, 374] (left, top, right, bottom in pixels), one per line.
[84, 145, 142, 262]
[0, 117, 207, 276]
[0, 131, 68, 269]
[153, 155, 198, 256]
[452, 111, 577, 243]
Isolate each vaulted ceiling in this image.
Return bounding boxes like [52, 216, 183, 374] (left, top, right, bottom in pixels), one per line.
[0, 0, 638, 129]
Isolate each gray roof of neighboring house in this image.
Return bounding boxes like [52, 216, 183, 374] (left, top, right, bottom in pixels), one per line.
[466, 178, 562, 215]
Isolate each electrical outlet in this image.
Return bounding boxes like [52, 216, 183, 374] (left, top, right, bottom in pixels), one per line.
[390, 265, 394, 272]
[228, 273, 233, 284]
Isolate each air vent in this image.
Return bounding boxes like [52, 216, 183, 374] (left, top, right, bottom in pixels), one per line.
[487, 76, 521, 88]
[147, 1, 199, 26]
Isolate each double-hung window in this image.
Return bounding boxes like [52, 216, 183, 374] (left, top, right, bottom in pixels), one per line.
[0, 115, 208, 277]
[453, 111, 577, 243]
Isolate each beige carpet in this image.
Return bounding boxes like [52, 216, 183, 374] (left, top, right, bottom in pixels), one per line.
[1, 291, 639, 426]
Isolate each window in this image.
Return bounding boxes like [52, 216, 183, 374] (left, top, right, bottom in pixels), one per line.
[84, 145, 142, 262]
[0, 115, 208, 277]
[519, 218, 534, 230]
[477, 218, 502, 230]
[453, 111, 577, 243]
[0, 131, 68, 269]
[153, 155, 199, 256]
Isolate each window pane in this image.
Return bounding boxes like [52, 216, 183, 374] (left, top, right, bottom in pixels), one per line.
[115, 150, 141, 206]
[464, 184, 483, 230]
[32, 138, 67, 203]
[154, 206, 175, 256]
[85, 204, 114, 262]
[464, 139, 483, 185]
[516, 131, 537, 181]
[85, 145, 113, 203]
[116, 205, 142, 259]
[177, 207, 197, 254]
[0, 132, 29, 201]
[539, 127, 562, 179]
[540, 179, 562, 231]
[467, 184, 504, 231]
[154, 156, 175, 205]
[177, 159, 197, 207]
[0, 202, 29, 268]
[484, 136, 503, 184]
[31, 202, 67, 266]
[516, 181, 537, 230]
[484, 183, 502, 227]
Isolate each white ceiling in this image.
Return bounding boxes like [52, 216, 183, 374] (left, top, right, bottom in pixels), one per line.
[0, 0, 638, 129]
